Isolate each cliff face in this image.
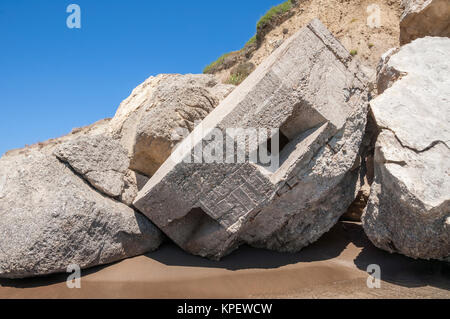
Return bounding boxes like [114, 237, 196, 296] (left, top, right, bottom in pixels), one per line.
[206, 0, 402, 84]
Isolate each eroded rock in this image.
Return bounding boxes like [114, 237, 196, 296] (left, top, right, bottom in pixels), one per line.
[0, 148, 163, 279]
[109, 74, 234, 177]
[400, 0, 450, 45]
[362, 37, 450, 261]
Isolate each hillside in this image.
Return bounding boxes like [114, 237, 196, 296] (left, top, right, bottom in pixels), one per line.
[205, 0, 402, 84]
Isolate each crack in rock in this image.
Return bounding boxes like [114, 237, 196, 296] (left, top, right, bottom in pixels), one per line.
[56, 156, 122, 202]
[380, 127, 449, 154]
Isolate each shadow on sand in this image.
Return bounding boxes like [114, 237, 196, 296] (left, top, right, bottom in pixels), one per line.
[0, 222, 351, 289]
[0, 263, 112, 289]
[145, 221, 352, 271]
[1, 222, 448, 292]
[343, 222, 450, 291]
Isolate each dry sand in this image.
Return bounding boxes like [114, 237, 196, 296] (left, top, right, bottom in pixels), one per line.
[0, 222, 448, 299]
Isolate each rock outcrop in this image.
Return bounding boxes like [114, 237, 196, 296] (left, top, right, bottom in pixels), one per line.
[0, 146, 163, 279]
[134, 19, 369, 260]
[109, 74, 234, 177]
[400, 0, 450, 44]
[362, 37, 450, 261]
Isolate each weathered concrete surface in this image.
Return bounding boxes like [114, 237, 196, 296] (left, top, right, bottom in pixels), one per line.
[109, 74, 234, 177]
[400, 0, 450, 45]
[134, 19, 369, 259]
[362, 37, 450, 261]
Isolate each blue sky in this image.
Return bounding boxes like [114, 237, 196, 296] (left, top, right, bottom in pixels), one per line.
[0, 0, 284, 156]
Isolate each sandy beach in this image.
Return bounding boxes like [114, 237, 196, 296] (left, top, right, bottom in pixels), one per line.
[0, 222, 448, 299]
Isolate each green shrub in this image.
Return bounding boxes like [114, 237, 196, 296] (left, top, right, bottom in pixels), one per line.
[257, 1, 293, 30]
[226, 73, 248, 86]
[350, 49, 358, 56]
[203, 0, 296, 75]
[203, 52, 233, 74]
[227, 62, 255, 85]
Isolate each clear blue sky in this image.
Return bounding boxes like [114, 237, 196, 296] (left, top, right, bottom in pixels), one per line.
[0, 0, 284, 156]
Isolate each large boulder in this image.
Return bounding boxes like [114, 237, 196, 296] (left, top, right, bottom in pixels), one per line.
[400, 0, 450, 45]
[134, 19, 369, 260]
[362, 37, 450, 261]
[0, 128, 163, 279]
[109, 74, 234, 177]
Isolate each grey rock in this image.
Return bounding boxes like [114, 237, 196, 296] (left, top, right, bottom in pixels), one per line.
[119, 170, 149, 206]
[53, 134, 150, 206]
[362, 37, 450, 261]
[0, 148, 163, 279]
[400, 0, 450, 45]
[376, 47, 403, 94]
[109, 74, 234, 177]
[134, 19, 369, 260]
[54, 135, 130, 198]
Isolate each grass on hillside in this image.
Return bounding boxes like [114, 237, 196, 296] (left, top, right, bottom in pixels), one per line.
[203, 0, 294, 75]
[203, 52, 233, 74]
[246, 35, 256, 46]
[257, 0, 293, 30]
